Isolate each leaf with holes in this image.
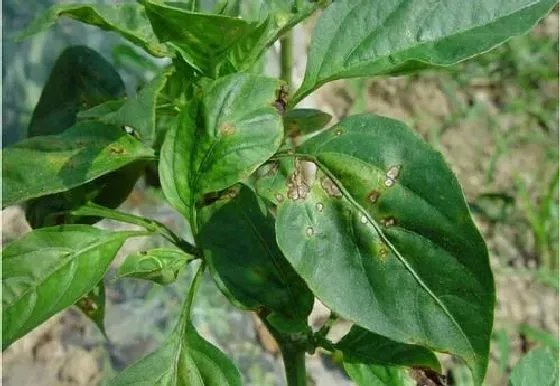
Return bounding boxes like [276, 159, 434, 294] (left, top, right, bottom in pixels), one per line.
[118, 248, 193, 285]
[3, 122, 154, 207]
[2, 225, 143, 350]
[275, 114, 494, 383]
[294, 0, 557, 102]
[199, 185, 313, 319]
[18, 3, 167, 57]
[159, 73, 283, 221]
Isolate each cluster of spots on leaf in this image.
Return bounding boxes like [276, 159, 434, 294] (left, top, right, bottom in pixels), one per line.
[384, 165, 401, 187]
[378, 244, 389, 261]
[287, 160, 310, 200]
[219, 122, 236, 136]
[320, 176, 342, 198]
[380, 217, 397, 227]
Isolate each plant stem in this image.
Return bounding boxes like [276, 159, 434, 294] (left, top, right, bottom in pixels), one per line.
[280, 30, 293, 93]
[281, 343, 307, 386]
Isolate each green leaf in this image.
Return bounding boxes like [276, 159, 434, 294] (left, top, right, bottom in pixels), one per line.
[78, 70, 170, 146]
[159, 73, 283, 221]
[335, 325, 441, 371]
[3, 122, 155, 207]
[118, 248, 193, 285]
[343, 362, 415, 386]
[18, 3, 167, 57]
[199, 185, 313, 319]
[275, 114, 494, 383]
[509, 347, 558, 386]
[294, 0, 557, 103]
[143, 1, 255, 76]
[28, 46, 125, 138]
[109, 264, 242, 386]
[75, 280, 107, 336]
[2, 225, 143, 350]
[283, 108, 332, 137]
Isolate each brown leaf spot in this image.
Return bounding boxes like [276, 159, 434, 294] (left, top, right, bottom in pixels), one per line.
[108, 145, 126, 155]
[287, 160, 309, 200]
[410, 368, 447, 386]
[320, 176, 342, 198]
[219, 122, 236, 136]
[367, 190, 380, 203]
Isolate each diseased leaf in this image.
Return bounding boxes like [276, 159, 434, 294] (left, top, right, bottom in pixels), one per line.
[509, 347, 558, 386]
[18, 3, 167, 57]
[199, 185, 313, 319]
[22, 46, 143, 228]
[28, 46, 125, 138]
[2, 225, 143, 350]
[275, 114, 494, 383]
[283, 108, 332, 137]
[335, 325, 441, 371]
[344, 362, 415, 386]
[118, 248, 193, 285]
[75, 280, 107, 336]
[78, 69, 171, 146]
[159, 73, 283, 221]
[3, 122, 155, 207]
[294, 0, 557, 103]
[109, 265, 242, 386]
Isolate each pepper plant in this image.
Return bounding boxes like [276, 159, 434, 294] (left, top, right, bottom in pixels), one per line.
[2, 1, 556, 385]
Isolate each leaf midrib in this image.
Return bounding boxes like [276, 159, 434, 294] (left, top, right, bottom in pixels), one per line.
[312, 159, 477, 365]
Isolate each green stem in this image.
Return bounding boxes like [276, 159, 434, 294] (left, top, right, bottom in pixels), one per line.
[280, 30, 293, 93]
[281, 343, 307, 386]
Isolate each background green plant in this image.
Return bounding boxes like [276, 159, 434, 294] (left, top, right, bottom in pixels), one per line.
[2, 0, 556, 386]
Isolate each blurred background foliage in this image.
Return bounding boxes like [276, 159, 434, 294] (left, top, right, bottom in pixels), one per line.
[2, 1, 558, 385]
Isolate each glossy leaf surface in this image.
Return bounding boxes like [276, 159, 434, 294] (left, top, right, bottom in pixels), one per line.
[335, 325, 440, 371]
[294, 0, 557, 102]
[509, 347, 558, 386]
[3, 122, 154, 207]
[79, 70, 170, 145]
[275, 114, 494, 382]
[75, 280, 107, 336]
[344, 362, 415, 386]
[19, 3, 167, 57]
[118, 248, 193, 285]
[159, 73, 283, 220]
[28, 45, 125, 138]
[199, 186, 313, 319]
[109, 265, 242, 386]
[2, 225, 142, 349]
